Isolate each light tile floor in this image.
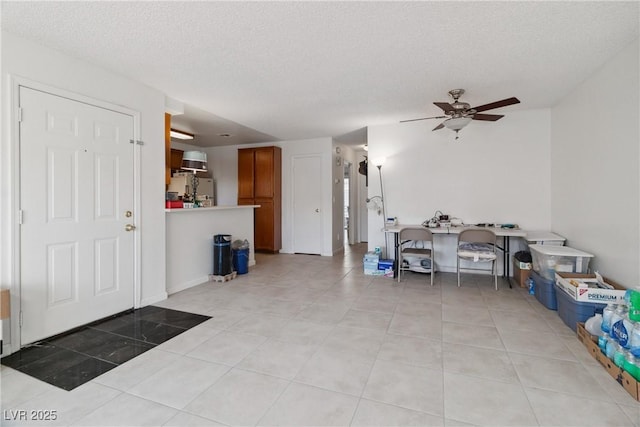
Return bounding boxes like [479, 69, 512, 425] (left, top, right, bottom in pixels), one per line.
[2, 243, 640, 426]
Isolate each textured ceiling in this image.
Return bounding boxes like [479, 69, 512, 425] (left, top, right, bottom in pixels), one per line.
[2, 1, 638, 146]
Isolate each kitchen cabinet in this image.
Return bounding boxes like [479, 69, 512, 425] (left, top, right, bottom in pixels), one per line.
[170, 149, 183, 171]
[238, 146, 281, 252]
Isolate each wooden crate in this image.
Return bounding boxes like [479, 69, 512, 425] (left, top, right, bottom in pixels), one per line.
[209, 271, 237, 283]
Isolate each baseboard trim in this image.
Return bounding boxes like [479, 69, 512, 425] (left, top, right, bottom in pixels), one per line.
[140, 291, 169, 306]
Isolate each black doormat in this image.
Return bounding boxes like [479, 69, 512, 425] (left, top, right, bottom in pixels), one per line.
[1, 306, 211, 391]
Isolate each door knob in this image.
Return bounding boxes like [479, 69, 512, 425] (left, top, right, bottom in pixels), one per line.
[125, 224, 136, 232]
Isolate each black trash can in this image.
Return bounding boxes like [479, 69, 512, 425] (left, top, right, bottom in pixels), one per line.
[213, 234, 233, 276]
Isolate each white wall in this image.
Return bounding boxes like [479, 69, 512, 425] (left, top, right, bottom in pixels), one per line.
[356, 151, 369, 243]
[1, 32, 167, 350]
[551, 38, 640, 286]
[367, 109, 552, 271]
[332, 142, 345, 254]
[208, 137, 335, 256]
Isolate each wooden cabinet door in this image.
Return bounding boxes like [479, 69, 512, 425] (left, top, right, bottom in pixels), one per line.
[254, 199, 274, 251]
[237, 198, 254, 206]
[254, 147, 274, 198]
[237, 148, 255, 200]
[170, 149, 183, 170]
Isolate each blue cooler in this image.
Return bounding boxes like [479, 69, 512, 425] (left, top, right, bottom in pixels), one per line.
[555, 284, 605, 333]
[531, 269, 557, 310]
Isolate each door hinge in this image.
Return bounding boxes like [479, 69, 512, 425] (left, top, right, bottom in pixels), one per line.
[18, 210, 23, 225]
[17, 107, 23, 122]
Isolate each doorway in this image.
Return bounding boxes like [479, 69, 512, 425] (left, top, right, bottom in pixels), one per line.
[18, 86, 137, 345]
[292, 155, 323, 255]
[343, 161, 352, 245]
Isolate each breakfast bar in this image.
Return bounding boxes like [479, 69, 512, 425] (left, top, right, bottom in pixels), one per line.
[165, 205, 259, 294]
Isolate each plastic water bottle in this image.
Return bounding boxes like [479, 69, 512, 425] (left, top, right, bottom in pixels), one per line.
[614, 347, 627, 367]
[629, 289, 640, 322]
[601, 303, 617, 334]
[527, 278, 534, 295]
[606, 338, 619, 359]
[598, 332, 610, 354]
[585, 313, 603, 336]
[624, 352, 640, 381]
[610, 304, 628, 343]
[614, 313, 634, 350]
[629, 322, 640, 358]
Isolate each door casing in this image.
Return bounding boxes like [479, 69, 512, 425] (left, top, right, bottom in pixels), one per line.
[291, 154, 324, 255]
[7, 76, 142, 353]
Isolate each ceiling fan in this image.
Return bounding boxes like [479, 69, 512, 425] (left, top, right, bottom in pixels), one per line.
[401, 89, 520, 139]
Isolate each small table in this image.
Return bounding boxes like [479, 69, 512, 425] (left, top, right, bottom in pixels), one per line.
[525, 230, 566, 246]
[385, 224, 528, 288]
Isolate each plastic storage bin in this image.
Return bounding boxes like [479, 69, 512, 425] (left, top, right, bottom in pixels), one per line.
[525, 231, 566, 246]
[529, 244, 594, 281]
[531, 269, 557, 310]
[555, 283, 606, 332]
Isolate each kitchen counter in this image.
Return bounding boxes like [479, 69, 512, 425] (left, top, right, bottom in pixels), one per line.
[165, 205, 258, 294]
[165, 205, 259, 213]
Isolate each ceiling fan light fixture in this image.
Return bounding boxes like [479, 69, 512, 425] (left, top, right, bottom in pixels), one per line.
[443, 117, 472, 131]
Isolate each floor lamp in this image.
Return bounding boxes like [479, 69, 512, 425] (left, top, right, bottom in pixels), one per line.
[370, 157, 388, 258]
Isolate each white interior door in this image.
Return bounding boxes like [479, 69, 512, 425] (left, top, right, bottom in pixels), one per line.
[292, 155, 323, 255]
[19, 86, 135, 345]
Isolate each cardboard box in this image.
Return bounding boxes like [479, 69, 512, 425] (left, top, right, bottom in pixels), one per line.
[577, 323, 640, 401]
[0, 289, 9, 319]
[377, 259, 394, 270]
[364, 261, 383, 276]
[377, 259, 396, 278]
[513, 258, 531, 288]
[555, 273, 627, 303]
[363, 252, 380, 263]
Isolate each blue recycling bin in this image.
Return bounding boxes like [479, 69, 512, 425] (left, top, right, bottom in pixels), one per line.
[233, 248, 249, 274]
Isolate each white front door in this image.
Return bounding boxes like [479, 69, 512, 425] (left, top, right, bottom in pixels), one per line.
[292, 155, 323, 255]
[19, 86, 136, 345]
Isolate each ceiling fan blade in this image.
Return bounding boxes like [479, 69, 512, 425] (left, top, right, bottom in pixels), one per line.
[472, 113, 504, 121]
[472, 97, 520, 112]
[434, 102, 455, 113]
[400, 115, 446, 123]
[432, 122, 445, 131]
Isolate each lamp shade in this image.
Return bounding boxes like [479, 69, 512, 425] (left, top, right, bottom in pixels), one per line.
[181, 151, 208, 172]
[371, 157, 386, 167]
[443, 117, 472, 131]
